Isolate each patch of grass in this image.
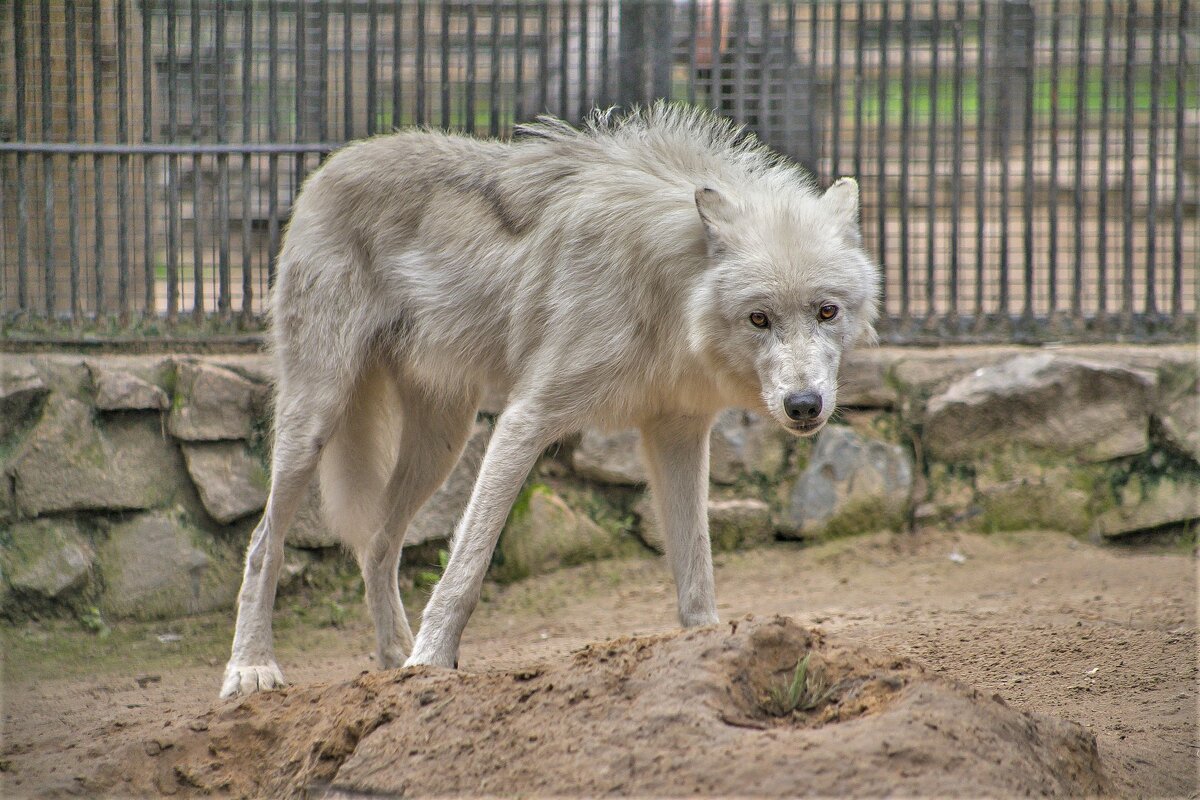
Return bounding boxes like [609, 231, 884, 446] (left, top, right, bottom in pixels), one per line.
[416, 549, 450, 591]
[764, 652, 835, 717]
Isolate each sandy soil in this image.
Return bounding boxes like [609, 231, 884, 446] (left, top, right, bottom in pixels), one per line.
[3, 529, 1196, 798]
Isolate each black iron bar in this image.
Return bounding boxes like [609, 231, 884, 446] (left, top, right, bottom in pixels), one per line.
[466, 1, 478, 133]
[1072, 1, 1087, 320]
[241, 0, 253, 323]
[268, 0, 281, 288]
[539, 3, 550, 113]
[167, 0, 180, 322]
[40, 0, 55, 318]
[217, 0, 230, 318]
[1121, 0, 1136, 319]
[830, 0, 843, 179]
[367, 0, 378, 136]
[66, 0, 81, 322]
[142, 0, 155, 318]
[1022, 0, 1036, 321]
[852, 0, 864, 184]
[1097, 0, 1113, 316]
[514, 0, 525, 121]
[687, 0, 698, 106]
[559, 0, 569, 117]
[344, 0, 354, 138]
[578, 0, 589, 121]
[1145, 0, 1162, 315]
[191, 0, 203, 320]
[91, 0, 104, 315]
[950, 0, 964, 321]
[1172, 0, 1187, 316]
[1048, 0, 1061, 320]
[393, 1, 403, 129]
[416, 0, 426, 125]
[899, 0, 912, 322]
[877, 0, 890, 306]
[490, 0, 501, 136]
[926, 0, 939, 322]
[116, 0, 130, 324]
[440, 1, 451, 129]
[14, 0, 28, 313]
[974, 1, 987, 323]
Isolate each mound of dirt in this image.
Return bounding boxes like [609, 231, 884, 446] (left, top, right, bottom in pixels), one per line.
[84, 616, 1107, 798]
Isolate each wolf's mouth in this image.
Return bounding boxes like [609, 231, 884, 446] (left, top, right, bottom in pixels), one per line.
[786, 420, 824, 436]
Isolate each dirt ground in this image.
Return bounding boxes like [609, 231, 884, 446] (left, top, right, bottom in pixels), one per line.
[3, 528, 1197, 798]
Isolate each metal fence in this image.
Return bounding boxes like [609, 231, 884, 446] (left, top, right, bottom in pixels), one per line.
[1, 1, 1197, 342]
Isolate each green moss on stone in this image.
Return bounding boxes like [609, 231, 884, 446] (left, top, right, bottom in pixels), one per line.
[814, 497, 907, 540]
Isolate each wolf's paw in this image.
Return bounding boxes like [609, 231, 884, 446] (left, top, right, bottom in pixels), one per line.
[219, 663, 286, 699]
[403, 646, 457, 669]
[378, 644, 409, 670]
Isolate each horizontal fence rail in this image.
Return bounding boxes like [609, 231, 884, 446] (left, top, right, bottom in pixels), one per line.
[1, 0, 1197, 342]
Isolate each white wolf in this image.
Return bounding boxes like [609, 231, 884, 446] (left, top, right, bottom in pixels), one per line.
[220, 104, 880, 699]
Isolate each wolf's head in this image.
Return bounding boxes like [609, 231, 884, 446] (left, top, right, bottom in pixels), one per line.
[687, 177, 880, 436]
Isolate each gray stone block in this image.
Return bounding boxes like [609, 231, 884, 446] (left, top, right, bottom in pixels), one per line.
[924, 353, 1155, 463]
[1, 519, 94, 600]
[96, 510, 240, 620]
[181, 442, 269, 525]
[783, 425, 913, 539]
[571, 428, 647, 486]
[169, 360, 265, 441]
[7, 395, 180, 516]
[90, 364, 168, 411]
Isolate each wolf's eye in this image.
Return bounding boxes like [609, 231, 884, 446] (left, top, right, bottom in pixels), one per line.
[749, 311, 770, 329]
[818, 304, 839, 321]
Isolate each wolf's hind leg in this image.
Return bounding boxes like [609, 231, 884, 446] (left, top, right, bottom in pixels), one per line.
[220, 389, 341, 699]
[360, 383, 478, 669]
[640, 415, 720, 628]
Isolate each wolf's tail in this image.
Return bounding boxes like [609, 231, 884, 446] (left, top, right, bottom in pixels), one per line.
[317, 363, 402, 561]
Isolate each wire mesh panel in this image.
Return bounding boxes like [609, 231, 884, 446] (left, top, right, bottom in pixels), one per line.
[1, 0, 1196, 341]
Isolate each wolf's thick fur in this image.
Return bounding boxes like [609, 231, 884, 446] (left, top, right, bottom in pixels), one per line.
[221, 105, 880, 698]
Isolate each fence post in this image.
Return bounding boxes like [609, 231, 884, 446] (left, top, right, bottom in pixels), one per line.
[649, 0, 673, 102]
[991, 0, 1034, 154]
[617, 0, 647, 108]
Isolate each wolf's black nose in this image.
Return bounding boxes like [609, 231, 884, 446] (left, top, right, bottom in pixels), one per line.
[784, 391, 823, 420]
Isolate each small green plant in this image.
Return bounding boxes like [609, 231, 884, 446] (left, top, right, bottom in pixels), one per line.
[79, 606, 110, 639]
[765, 653, 834, 717]
[416, 549, 450, 590]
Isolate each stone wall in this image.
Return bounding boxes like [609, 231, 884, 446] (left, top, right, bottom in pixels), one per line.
[1, 345, 1196, 622]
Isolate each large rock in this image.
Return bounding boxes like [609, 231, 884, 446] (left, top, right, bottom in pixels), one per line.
[496, 489, 627, 581]
[975, 478, 1092, 535]
[1091, 476, 1200, 540]
[709, 498, 774, 550]
[181, 442, 269, 525]
[571, 428, 647, 486]
[169, 360, 265, 441]
[783, 425, 913, 539]
[709, 410, 788, 484]
[96, 510, 240, 620]
[1155, 365, 1200, 462]
[7, 395, 180, 516]
[923, 353, 1155, 463]
[838, 349, 900, 408]
[1, 519, 94, 601]
[90, 364, 168, 411]
[635, 494, 773, 553]
[0, 358, 49, 440]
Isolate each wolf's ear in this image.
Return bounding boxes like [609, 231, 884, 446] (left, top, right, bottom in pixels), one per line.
[824, 177, 862, 243]
[695, 187, 735, 253]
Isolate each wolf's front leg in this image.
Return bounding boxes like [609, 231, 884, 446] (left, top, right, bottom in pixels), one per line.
[640, 414, 720, 628]
[406, 402, 557, 668]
